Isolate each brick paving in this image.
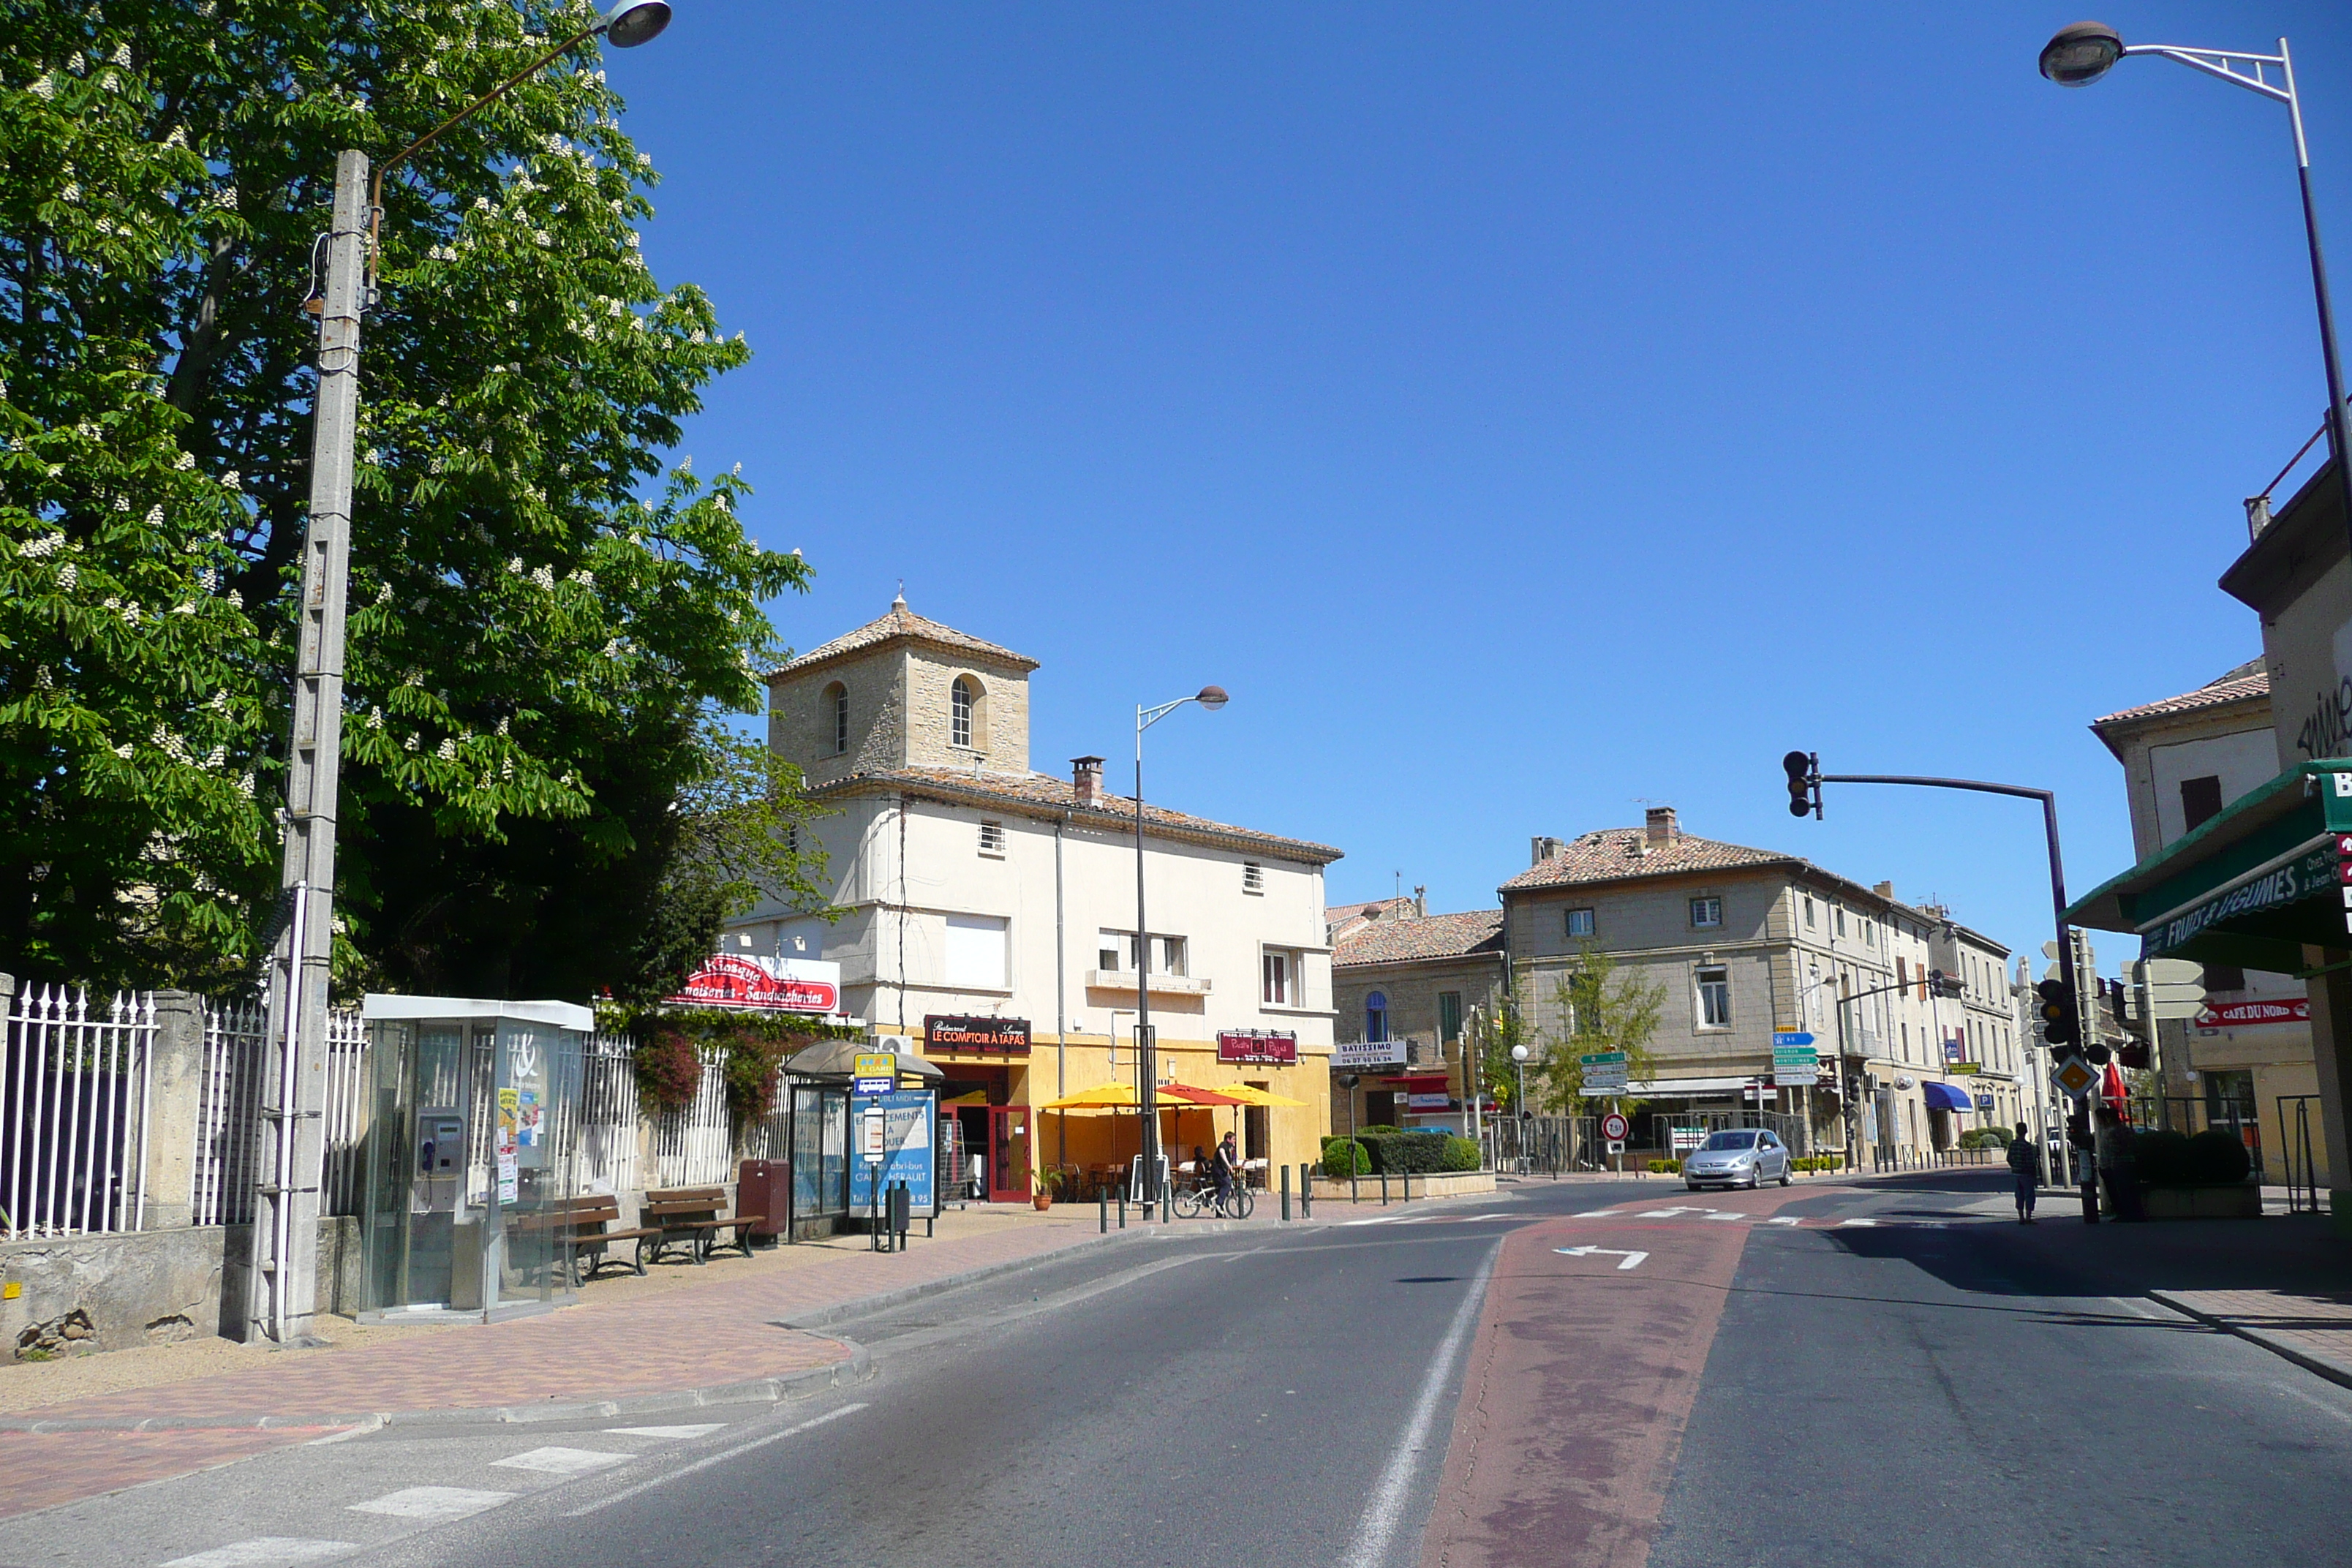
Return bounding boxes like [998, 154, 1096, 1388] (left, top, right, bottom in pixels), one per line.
[0, 1210, 1127, 1520]
[2151, 1287, 2352, 1386]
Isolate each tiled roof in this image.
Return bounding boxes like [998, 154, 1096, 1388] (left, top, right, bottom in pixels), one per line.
[1335, 908, 1506, 968]
[2091, 661, 2267, 730]
[813, 766, 1343, 864]
[774, 596, 1039, 679]
[1499, 829, 1794, 893]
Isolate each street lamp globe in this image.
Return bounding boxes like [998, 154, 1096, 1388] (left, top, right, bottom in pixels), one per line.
[2040, 21, 2125, 86]
[602, 0, 673, 48]
[1195, 685, 1229, 711]
[1510, 1044, 1530, 1063]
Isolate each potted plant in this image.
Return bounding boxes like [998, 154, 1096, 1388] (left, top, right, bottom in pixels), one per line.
[1033, 1172, 1057, 1211]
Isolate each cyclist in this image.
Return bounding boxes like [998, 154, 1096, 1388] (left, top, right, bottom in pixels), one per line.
[1214, 1131, 1240, 1214]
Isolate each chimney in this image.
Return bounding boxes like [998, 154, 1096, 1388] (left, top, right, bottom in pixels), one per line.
[1071, 755, 1106, 808]
[1531, 835, 1564, 867]
[1414, 885, 1426, 919]
[1874, 881, 1894, 899]
[1645, 806, 1678, 845]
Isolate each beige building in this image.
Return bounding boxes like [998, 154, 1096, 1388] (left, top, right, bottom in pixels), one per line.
[725, 597, 1342, 1201]
[1328, 900, 1509, 1137]
[1497, 808, 2023, 1158]
[2087, 662, 2332, 1185]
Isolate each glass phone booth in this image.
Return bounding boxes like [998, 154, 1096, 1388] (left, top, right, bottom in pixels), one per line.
[358, 997, 589, 1323]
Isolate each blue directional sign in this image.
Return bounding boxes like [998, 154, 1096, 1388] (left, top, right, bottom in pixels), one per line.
[1772, 1032, 1814, 1047]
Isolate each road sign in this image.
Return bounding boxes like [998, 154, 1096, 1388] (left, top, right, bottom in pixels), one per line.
[853, 1051, 897, 1096]
[1670, 1126, 1707, 1152]
[1771, 1031, 1814, 1047]
[1580, 1049, 1629, 1092]
[859, 1106, 887, 1164]
[1771, 1042, 1819, 1086]
[2054, 1058, 2097, 1098]
[1601, 1112, 1630, 1142]
[1975, 1093, 1995, 1112]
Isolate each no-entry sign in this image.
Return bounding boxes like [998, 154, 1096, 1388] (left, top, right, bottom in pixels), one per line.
[1601, 1112, 1630, 1142]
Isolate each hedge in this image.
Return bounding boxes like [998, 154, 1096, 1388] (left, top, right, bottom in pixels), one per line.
[1360, 1131, 1452, 1175]
[1959, 1127, 2012, 1150]
[1322, 1139, 1371, 1179]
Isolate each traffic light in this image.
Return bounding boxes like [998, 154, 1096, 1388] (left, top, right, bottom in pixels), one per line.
[1928, 970, 1963, 999]
[2084, 1041, 2111, 1066]
[2066, 1107, 2092, 1150]
[2035, 979, 2078, 1047]
[2117, 1041, 2150, 1071]
[2103, 978, 2132, 1027]
[1783, 751, 1820, 819]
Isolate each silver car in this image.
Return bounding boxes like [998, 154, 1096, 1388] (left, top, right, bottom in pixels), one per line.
[1683, 1129, 1792, 1190]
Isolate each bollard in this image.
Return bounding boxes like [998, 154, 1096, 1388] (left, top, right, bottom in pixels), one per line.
[1281, 1163, 1291, 1221]
[1118, 1192, 1127, 1229]
[1302, 1169, 1312, 1219]
[1403, 1168, 1411, 1204]
[1380, 1171, 1389, 1205]
[1100, 1189, 1108, 1235]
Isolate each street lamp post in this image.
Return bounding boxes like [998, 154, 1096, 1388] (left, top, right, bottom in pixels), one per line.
[2039, 20, 2352, 545]
[244, 1, 674, 1346]
[1132, 685, 1227, 1206]
[1509, 1042, 1530, 1172]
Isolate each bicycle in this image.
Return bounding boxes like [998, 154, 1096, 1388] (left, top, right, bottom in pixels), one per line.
[1172, 1175, 1254, 1219]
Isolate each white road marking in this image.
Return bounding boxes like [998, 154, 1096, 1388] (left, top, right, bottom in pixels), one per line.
[1341, 1213, 1414, 1226]
[606, 1424, 725, 1439]
[1575, 1208, 1621, 1217]
[163, 1542, 355, 1567]
[1768, 1216, 1803, 1226]
[1703, 1211, 1749, 1221]
[1339, 1243, 1499, 1568]
[1555, 1245, 1650, 1271]
[347, 1487, 516, 1521]
[1634, 1208, 1696, 1218]
[1839, 1218, 1878, 1228]
[568, 1403, 868, 1518]
[491, 1446, 633, 1476]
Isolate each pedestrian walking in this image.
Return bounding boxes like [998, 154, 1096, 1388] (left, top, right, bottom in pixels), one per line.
[2005, 1122, 2043, 1224]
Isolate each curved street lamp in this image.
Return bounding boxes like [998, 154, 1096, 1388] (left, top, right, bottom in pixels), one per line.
[252, 2, 675, 1347]
[1131, 685, 1227, 1206]
[2038, 20, 2352, 551]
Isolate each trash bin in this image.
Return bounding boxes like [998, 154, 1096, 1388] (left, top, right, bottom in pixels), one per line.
[737, 1158, 792, 1242]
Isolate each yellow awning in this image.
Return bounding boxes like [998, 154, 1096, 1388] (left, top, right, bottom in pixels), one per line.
[1216, 1084, 1311, 1108]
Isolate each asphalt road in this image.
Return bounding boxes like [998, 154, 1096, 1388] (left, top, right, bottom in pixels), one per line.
[12, 1171, 2352, 1568]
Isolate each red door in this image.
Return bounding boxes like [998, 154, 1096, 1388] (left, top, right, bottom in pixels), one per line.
[987, 1105, 1030, 1204]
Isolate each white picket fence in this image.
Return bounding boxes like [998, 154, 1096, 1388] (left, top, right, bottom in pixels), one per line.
[1, 987, 157, 1240]
[192, 1000, 368, 1226]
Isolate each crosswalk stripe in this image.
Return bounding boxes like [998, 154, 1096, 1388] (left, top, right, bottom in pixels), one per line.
[492, 1447, 633, 1476]
[606, 1424, 725, 1439]
[347, 1487, 515, 1521]
[163, 1541, 356, 1567]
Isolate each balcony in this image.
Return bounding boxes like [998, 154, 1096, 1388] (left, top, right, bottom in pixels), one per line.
[1083, 968, 1213, 998]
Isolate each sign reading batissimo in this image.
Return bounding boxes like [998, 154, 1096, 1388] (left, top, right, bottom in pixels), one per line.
[1217, 1030, 1298, 1065]
[666, 954, 840, 1014]
[924, 1015, 1032, 1054]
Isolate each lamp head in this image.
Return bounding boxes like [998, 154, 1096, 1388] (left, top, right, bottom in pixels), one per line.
[601, 0, 673, 48]
[2040, 20, 2125, 86]
[1195, 685, 1229, 711]
[1510, 1044, 1530, 1063]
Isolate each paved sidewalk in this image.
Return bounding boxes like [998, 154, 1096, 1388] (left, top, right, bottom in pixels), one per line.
[0, 1206, 1139, 1520]
[2149, 1287, 2352, 1389]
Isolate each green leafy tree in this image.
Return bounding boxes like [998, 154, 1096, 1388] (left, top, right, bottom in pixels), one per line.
[1, 2, 823, 992]
[1474, 990, 1538, 1114]
[1537, 943, 1665, 1116]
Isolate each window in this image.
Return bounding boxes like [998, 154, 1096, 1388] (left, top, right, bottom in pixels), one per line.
[1365, 990, 1390, 1043]
[2181, 774, 2225, 833]
[1438, 991, 1463, 1042]
[1098, 930, 1123, 972]
[1262, 950, 1297, 1006]
[1157, 935, 1188, 976]
[944, 913, 1008, 989]
[1834, 905, 1846, 937]
[1864, 919, 1876, 949]
[1565, 908, 1597, 939]
[826, 682, 849, 756]
[1689, 896, 1722, 929]
[1696, 965, 1730, 1028]
[2205, 963, 2246, 992]
[1803, 896, 1817, 929]
[951, 676, 976, 748]
[977, 819, 1006, 856]
[1243, 861, 1264, 894]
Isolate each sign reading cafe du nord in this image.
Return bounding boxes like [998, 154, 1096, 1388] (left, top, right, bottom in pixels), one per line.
[1217, 1030, 1297, 1065]
[665, 954, 841, 1014]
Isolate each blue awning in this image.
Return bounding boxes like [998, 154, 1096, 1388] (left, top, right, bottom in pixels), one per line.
[1922, 1082, 1973, 1112]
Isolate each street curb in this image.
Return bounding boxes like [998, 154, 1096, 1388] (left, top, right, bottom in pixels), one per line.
[0, 1341, 875, 1434]
[2146, 1289, 2352, 1392]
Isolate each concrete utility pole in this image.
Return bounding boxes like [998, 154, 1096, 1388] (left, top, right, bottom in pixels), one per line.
[244, 150, 368, 1346]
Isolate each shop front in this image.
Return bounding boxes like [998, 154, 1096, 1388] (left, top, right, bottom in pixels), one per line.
[921, 1014, 1034, 1203]
[358, 997, 590, 1323]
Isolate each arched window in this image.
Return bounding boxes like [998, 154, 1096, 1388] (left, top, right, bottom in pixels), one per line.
[951, 676, 976, 748]
[823, 682, 848, 755]
[1365, 990, 1389, 1044]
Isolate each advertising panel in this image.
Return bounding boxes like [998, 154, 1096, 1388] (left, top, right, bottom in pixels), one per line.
[1335, 1040, 1406, 1069]
[666, 953, 842, 1014]
[852, 1088, 938, 1216]
[924, 1015, 1032, 1054]
[1217, 1030, 1298, 1065]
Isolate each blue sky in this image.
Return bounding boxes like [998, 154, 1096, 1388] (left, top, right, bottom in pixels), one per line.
[616, 2, 2349, 973]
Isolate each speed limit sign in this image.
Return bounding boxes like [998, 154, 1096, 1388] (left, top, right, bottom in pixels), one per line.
[1601, 1112, 1629, 1142]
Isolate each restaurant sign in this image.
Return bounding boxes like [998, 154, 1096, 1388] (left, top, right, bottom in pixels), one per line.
[1217, 1030, 1298, 1065]
[666, 954, 840, 1014]
[924, 1015, 1032, 1054]
[2144, 840, 2335, 957]
[2198, 997, 2310, 1028]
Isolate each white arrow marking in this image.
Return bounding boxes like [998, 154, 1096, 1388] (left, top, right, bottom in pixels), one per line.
[1555, 1245, 1650, 1270]
[1768, 1216, 1803, 1226]
[1839, 1218, 1877, 1227]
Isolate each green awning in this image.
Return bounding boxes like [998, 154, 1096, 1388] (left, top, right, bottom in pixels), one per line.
[2064, 758, 2352, 973]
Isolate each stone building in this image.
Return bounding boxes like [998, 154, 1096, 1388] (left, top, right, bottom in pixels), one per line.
[1327, 902, 1509, 1137]
[725, 596, 1343, 1201]
[1497, 807, 2022, 1157]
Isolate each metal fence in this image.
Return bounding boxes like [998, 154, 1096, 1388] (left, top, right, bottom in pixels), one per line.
[194, 999, 367, 1224]
[572, 1032, 644, 1196]
[649, 1044, 734, 1188]
[1482, 1115, 1597, 1173]
[2279, 1094, 2323, 1215]
[2, 986, 157, 1240]
[1659, 1109, 1814, 1160]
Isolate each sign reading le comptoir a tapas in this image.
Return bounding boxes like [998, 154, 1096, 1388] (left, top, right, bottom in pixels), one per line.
[666, 954, 840, 1014]
[924, 1015, 1032, 1054]
[1217, 1030, 1298, 1065]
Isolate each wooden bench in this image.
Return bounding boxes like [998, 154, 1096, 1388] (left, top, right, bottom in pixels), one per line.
[504, 1194, 660, 1284]
[641, 1185, 765, 1265]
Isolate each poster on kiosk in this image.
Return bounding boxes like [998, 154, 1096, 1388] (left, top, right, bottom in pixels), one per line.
[853, 1087, 938, 1218]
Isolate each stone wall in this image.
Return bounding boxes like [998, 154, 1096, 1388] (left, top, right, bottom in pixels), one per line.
[769, 648, 905, 787]
[3, 1218, 356, 1360]
[902, 647, 1030, 774]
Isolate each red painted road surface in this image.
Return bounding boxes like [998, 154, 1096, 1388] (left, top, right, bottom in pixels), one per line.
[1420, 1187, 1848, 1568]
